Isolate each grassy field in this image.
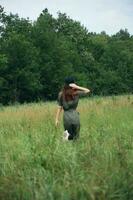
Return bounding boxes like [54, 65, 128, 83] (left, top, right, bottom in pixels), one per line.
[0, 95, 133, 200]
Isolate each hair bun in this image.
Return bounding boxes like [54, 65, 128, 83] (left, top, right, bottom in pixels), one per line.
[64, 76, 75, 85]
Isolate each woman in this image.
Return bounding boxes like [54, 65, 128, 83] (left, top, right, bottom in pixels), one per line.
[55, 77, 90, 140]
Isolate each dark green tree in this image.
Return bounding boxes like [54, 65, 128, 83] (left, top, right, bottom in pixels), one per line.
[0, 6, 132, 104]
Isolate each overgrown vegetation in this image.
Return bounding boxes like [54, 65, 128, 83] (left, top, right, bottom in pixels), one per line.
[0, 95, 133, 199]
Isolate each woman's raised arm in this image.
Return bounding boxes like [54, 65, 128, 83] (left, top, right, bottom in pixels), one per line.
[69, 83, 90, 94]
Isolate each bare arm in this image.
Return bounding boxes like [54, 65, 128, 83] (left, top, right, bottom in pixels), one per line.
[69, 83, 90, 94]
[55, 106, 63, 127]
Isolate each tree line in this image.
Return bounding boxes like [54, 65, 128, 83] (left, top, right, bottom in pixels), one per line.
[0, 6, 133, 104]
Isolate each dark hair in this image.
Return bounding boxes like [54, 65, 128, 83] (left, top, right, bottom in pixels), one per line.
[64, 76, 75, 85]
[62, 85, 77, 102]
[60, 77, 76, 101]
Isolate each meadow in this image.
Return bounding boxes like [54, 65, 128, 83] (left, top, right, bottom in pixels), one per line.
[0, 95, 133, 200]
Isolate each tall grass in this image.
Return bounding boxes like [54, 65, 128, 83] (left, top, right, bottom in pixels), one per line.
[0, 95, 133, 200]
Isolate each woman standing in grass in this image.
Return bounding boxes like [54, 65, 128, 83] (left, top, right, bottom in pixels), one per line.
[55, 77, 90, 140]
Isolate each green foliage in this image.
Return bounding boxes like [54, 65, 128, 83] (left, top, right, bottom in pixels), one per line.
[0, 6, 133, 104]
[1, 33, 42, 103]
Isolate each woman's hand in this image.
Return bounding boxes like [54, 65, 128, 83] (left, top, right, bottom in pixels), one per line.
[55, 119, 59, 127]
[55, 106, 62, 128]
[69, 83, 78, 89]
[69, 83, 90, 93]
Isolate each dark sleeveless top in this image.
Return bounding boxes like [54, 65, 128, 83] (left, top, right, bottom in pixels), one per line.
[57, 91, 87, 125]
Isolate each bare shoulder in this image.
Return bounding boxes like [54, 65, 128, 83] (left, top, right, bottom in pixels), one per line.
[58, 91, 63, 101]
[57, 91, 63, 106]
[58, 91, 63, 98]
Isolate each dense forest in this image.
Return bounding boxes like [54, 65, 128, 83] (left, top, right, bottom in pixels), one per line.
[0, 6, 133, 104]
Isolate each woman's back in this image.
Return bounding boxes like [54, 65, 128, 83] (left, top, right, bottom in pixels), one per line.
[58, 91, 79, 111]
